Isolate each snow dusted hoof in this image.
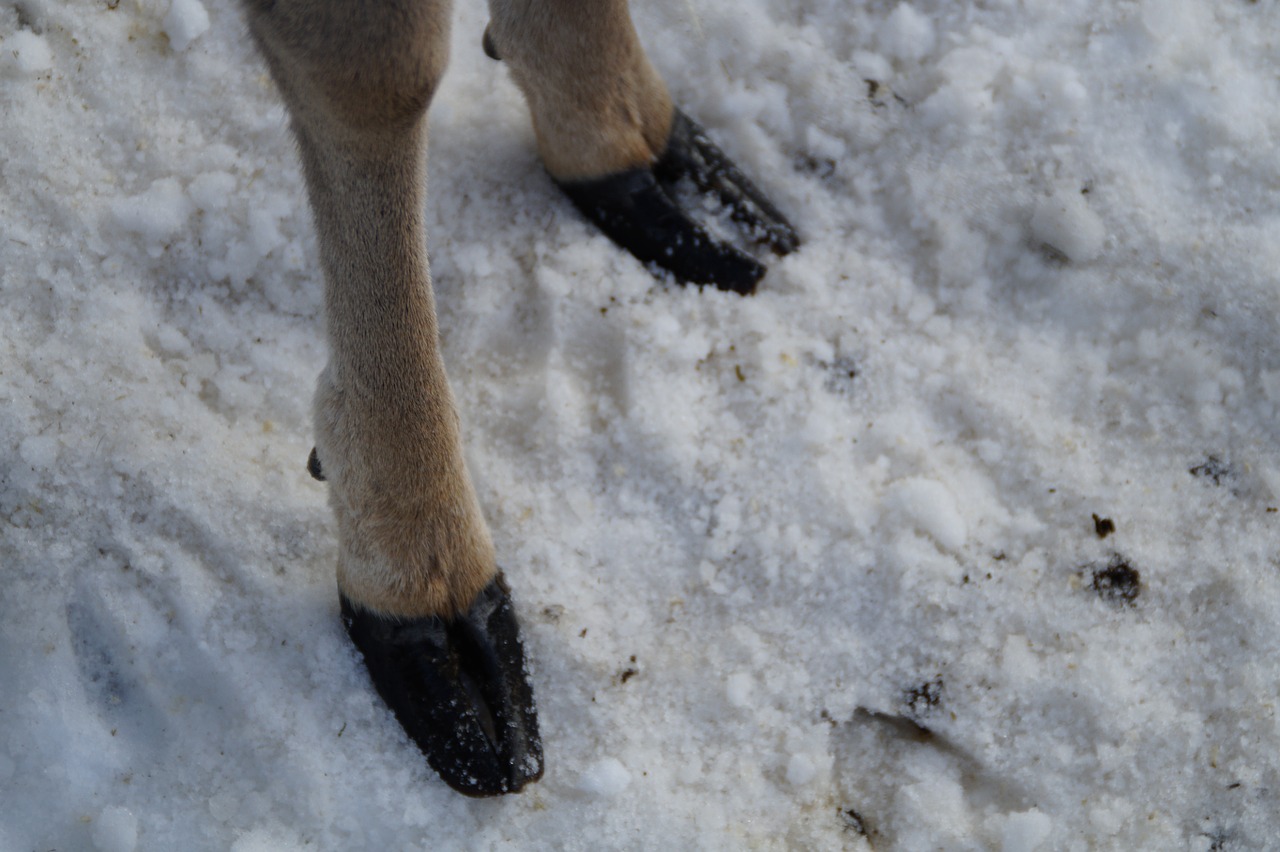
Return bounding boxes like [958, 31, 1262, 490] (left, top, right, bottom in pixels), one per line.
[340, 574, 544, 797]
[655, 110, 801, 257]
[554, 110, 798, 293]
[556, 167, 765, 293]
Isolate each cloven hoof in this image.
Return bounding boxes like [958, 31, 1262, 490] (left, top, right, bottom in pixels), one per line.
[555, 109, 800, 294]
[341, 573, 544, 797]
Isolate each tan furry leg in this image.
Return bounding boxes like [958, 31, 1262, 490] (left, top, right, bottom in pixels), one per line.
[486, 0, 675, 180]
[243, 0, 496, 619]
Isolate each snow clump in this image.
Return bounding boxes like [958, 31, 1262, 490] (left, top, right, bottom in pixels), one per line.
[879, 3, 936, 63]
[1030, 188, 1106, 262]
[1, 30, 54, 75]
[164, 0, 211, 52]
[577, 757, 633, 797]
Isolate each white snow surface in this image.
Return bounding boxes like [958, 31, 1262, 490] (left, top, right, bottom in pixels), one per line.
[3, 0, 1279, 849]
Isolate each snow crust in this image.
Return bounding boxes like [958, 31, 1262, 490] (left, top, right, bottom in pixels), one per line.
[3, 0, 1280, 848]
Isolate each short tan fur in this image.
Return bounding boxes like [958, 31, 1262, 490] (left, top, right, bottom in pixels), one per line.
[240, 0, 674, 617]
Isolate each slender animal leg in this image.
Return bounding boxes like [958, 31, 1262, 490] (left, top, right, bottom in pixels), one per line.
[240, 0, 542, 796]
[485, 0, 800, 293]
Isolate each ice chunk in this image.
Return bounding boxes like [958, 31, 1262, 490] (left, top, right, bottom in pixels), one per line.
[786, 753, 817, 786]
[726, 672, 753, 708]
[1030, 189, 1106, 262]
[18, 435, 58, 468]
[1000, 634, 1038, 684]
[879, 4, 936, 63]
[1, 30, 54, 75]
[111, 178, 194, 243]
[577, 757, 632, 797]
[1002, 808, 1052, 851]
[188, 171, 237, 212]
[164, 0, 211, 52]
[894, 776, 971, 844]
[884, 477, 967, 551]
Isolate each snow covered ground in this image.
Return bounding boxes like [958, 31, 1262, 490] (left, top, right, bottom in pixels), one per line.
[3, 0, 1280, 848]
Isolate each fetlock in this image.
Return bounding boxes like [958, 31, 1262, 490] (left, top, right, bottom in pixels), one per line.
[485, 0, 674, 180]
[314, 370, 497, 619]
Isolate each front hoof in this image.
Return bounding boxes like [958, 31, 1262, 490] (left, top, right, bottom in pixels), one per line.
[341, 574, 544, 797]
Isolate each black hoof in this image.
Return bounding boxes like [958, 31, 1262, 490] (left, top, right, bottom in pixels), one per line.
[307, 447, 325, 481]
[656, 110, 801, 257]
[557, 168, 765, 294]
[341, 574, 544, 797]
[482, 25, 500, 61]
[553, 109, 799, 293]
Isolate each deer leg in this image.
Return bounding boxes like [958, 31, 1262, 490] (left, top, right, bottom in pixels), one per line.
[240, 0, 541, 796]
[485, 0, 800, 293]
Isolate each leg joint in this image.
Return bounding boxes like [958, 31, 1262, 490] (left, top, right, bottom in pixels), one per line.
[244, 0, 451, 132]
